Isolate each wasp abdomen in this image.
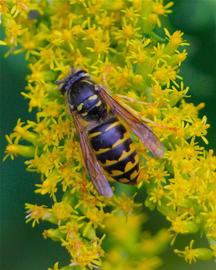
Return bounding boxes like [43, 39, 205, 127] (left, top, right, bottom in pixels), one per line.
[88, 117, 139, 184]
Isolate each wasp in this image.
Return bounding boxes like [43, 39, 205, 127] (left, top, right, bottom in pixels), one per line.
[57, 68, 164, 198]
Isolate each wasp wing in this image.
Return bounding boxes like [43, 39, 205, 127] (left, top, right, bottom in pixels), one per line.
[72, 112, 113, 198]
[98, 86, 164, 158]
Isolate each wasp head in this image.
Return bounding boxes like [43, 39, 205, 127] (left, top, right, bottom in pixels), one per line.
[56, 67, 89, 95]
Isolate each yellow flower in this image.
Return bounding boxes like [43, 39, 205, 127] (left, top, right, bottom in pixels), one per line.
[0, 0, 9, 15]
[4, 134, 35, 160]
[115, 19, 141, 43]
[2, 0, 216, 269]
[25, 203, 49, 227]
[165, 28, 189, 49]
[153, 2, 172, 15]
[35, 173, 60, 199]
[52, 201, 73, 222]
[174, 240, 213, 263]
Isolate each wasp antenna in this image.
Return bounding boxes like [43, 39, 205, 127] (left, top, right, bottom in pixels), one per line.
[70, 66, 76, 74]
[55, 78, 67, 85]
[55, 78, 67, 95]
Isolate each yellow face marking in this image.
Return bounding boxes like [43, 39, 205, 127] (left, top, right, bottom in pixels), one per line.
[81, 112, 88, 116]
[82, 79, 93, 85]
[124, 155, 139, 173]
[88, 94, 97, 101]
[105, 121, 120, 132]
[77, 102, 84, 111]
[89, 131, 102, 138]
[111, 131, 130, 149]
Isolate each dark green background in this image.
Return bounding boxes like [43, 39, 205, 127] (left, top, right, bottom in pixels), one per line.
[1, 1, 216, 269]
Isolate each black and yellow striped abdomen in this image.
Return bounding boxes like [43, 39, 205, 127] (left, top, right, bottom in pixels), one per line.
[88, 117, 139, 184]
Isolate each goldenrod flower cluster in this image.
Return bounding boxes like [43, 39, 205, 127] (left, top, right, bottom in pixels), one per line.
[1, 0, 216, 269]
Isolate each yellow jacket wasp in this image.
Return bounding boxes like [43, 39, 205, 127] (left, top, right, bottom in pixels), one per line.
[57, 68, 164, 198]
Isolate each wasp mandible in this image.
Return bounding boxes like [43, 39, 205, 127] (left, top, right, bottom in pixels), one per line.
[57, 68, 164, 197]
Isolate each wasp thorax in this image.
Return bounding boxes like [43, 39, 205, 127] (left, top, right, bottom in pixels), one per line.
[67, 77, 107, 121]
